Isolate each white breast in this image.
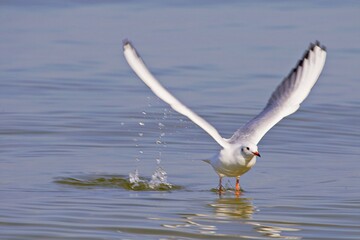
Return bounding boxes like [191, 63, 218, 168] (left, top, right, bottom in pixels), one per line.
[210, 148, 257, 177]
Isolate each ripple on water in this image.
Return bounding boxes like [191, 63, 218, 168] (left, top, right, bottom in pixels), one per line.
[54, 173, 183, 191]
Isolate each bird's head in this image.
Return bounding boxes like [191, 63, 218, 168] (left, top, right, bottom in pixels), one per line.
[240, 143, 261, 159]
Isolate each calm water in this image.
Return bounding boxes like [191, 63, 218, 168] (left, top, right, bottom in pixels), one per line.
[1, 1, 359, 239]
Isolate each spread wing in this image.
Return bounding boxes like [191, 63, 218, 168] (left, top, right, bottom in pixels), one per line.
[123, 40, 230, 148]
[229, 42, 327, 145]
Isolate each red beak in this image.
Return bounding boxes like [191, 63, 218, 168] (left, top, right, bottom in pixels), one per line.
[253, 151, 261, 157]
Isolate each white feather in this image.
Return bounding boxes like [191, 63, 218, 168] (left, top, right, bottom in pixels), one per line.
[229, 43, 327, 145]
[123, 40, 230, 148]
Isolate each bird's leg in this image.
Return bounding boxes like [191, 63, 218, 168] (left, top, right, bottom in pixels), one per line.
[235, 177, 241, 195]
[218, 176, 224, 195]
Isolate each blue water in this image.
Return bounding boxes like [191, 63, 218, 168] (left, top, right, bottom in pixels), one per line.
[0, 1, 359, 239]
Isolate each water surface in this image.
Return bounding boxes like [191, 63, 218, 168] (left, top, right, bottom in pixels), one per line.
[0, 1, 359, 239]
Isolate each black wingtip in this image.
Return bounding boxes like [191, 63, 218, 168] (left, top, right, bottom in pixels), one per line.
[122, 39, 143, 60]
[302, 48, 310, 59]
[302, 41, 326, 60]
[313, 40, 327, 52]
[122, 38, 132, 49]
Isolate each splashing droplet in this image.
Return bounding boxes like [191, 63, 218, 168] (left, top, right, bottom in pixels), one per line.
[129, 169, 140, 184]
[139, 122, 145, 126]
[128, 169, 146, 189]
[149, 166, 171, 189]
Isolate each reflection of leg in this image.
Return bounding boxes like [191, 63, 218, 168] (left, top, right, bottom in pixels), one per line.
[235, 177, 240, 193]
[218, 177, 223, 195]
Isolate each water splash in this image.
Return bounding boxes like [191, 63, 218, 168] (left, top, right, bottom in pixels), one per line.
[149, 166, 171, 189]
[55, 172, 181, 191]
[128, 169, 145, 188]
[128, 167, 173, 191]
[158, 122, 165, 129]
[156, 117, 167, 163]
[127, 100, 174, 191]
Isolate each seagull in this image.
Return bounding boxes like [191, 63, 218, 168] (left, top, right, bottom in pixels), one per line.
[123, 40, 326, 194]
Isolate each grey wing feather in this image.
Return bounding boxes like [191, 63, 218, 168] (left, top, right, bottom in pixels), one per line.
[229, 42, 327, 145]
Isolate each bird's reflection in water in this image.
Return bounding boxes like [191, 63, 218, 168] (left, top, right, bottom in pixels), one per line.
[209, 196, 255, 219]
[161, 195, 300, 239]
[210, 195, 301, 239]
[159, 196, 253, 236]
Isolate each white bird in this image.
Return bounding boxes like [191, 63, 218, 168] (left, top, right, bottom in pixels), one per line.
[123, 40, 326, 194]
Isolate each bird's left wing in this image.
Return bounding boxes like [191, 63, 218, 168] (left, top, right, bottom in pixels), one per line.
[229, 42, 327, 145]
[123, 40, 230, 148]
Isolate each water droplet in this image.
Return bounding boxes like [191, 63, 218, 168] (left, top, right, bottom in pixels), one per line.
[149, 166, 171, 189]
[139, 150, 143, 154]
[142, 111, 147, 115]
[160, 133, 166, 137]
[129, 169, 145, 186]
[138, 133, 143, 137]
[156, 140, 162, 144]
[139, 122, 145, 126]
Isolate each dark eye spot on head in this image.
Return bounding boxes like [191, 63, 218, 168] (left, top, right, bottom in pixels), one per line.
[246, 147, 250, 150]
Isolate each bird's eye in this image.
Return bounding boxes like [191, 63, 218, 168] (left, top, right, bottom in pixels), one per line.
[246, 147, 250, 150]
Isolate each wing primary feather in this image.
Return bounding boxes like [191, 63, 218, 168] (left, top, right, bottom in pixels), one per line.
[229, 42, 327, 145]
[123, 40, 230, 148]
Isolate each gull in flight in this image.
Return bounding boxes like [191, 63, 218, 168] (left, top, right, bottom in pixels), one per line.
[123, 40, 326, 194]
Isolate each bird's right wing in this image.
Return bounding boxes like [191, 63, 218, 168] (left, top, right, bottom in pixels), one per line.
[229, 42, 327, 145]
[123, 40, 230, 149]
